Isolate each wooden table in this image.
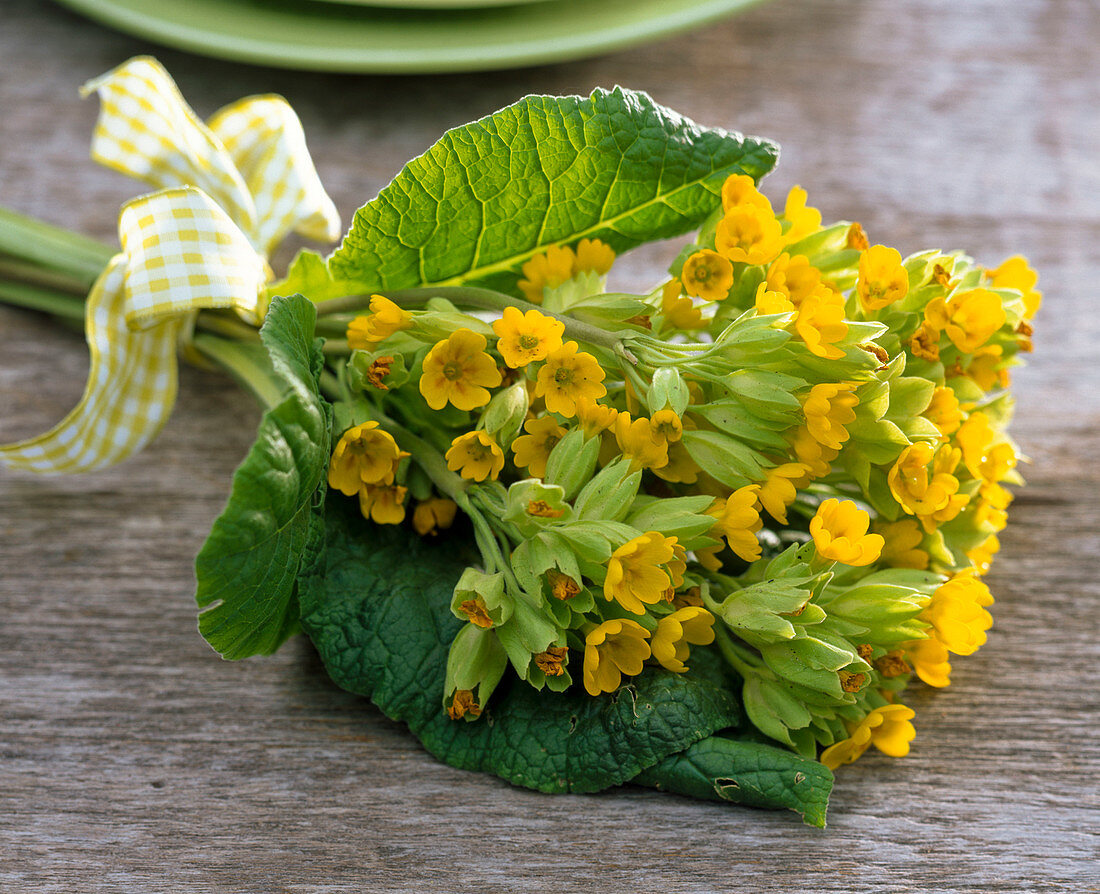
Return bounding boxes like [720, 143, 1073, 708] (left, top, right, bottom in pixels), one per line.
[2, 0, 1098, 890]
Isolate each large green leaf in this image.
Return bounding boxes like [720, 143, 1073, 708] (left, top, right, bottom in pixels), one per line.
[195, 295, 332, 659]
[635, 735, 833, 827]
[301, 499, 832, 823]
[327, 87, 778, 295]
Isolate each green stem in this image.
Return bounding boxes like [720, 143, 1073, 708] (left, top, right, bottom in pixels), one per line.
[713, 624, 765, 680]
[0, 256, 91, 297]
[318, 369, 343, 402]
[0, 206, 114, 287]
[0, 280, 87, 321]
[316, 286, 637, 365]
[191, 333, 284, 409]
[377, 414, 469, 504]
[194, 313, 260, 342]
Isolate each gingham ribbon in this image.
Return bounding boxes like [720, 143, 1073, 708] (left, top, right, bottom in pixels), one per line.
[1, 57, 339, 474]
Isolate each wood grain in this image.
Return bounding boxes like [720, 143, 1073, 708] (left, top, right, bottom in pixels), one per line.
[2, 0, 1098, 891]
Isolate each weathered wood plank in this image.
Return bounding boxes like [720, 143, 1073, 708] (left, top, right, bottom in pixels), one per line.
[1, 0, 1098, 891]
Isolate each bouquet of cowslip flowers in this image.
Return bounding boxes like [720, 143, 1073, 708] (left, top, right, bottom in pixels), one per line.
[1, 58, 1039, 827]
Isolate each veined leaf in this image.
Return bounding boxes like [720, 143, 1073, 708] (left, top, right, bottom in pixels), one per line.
[328, 88, 778, 295]
[302, 499, 740, 794]
[194, 295, 331, 659]
[634, 735, 833, 828]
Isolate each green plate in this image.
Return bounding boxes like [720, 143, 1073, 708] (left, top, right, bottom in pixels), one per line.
[53, 0, 765, 74]
[319, 0, 552, 10]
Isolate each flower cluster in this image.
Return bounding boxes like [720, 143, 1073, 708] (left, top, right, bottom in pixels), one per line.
[326, 173, 1034, 772]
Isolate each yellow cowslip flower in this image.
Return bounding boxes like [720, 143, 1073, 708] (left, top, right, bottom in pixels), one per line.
[660, 279, 705, 331]
[535, 341, 607, 417]
[604, 531, 678, 614]
[653, 439, 701, 485]
[650, 607, 716, 673]
[967, 534, 1001, 575]
[955, 412, 1017, 483]
[888, 442, 968, 531]
[707, 485, 763, 562]
[715, 203, 784, 266]
[846, 222, 871, 251]
[973, 481, 1011, 533]
[765, 253, 822, 307]
[445, 431, 505, 482]
[802, 383, 859, 450]
[328, 421, 409, 495]
[795, 285, 848, 359]
[615, 410, 671, 470]
[574, 237, 616, 276]
[810, 498, 884, 566]
[412, 497, 458, 537]
[754, 281, 795, 315]
[756, 462, 807, 525]
[681, 249, 734, 302]
[923, 386, 963, 439]
[924, 288, 1006, 354]
[787, 425, 839, 480]
[358, 483, 408, 525]
[781, 185, 822, 245]
[721, 173, 773, 213]
[574, 397, 618, 438]
[986, 254, 1041, 318]
[583, 619, 652, 696]
[518, 244, 576, 303]
[511, 415, 567, 478]
[903, 635, 952, 688]
[908, 320, 942, 362]
[921, 572, 994, 656]
[420, 328, 502, 411]
[875, 518, 930, 570]
[819, 704, 917, 770]
[965, 345, 1009, 392]
[650, 408, 683, 443]
[346, 295, 412, 349]
[491, 306, 564, 368]
[856, 244, 909, 312]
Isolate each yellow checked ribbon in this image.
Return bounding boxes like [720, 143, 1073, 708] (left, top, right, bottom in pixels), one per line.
[1, 57, 340, 474]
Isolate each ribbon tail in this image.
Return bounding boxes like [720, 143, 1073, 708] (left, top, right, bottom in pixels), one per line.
[0, 258, 180, 474]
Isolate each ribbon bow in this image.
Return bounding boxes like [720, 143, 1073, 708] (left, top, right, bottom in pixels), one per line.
[1, 57, 340, 473]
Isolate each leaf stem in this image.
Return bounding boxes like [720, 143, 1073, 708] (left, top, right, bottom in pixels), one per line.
[191, 333, 284, 409]
[0, 280, 87, 321]
[0, 206, 115, 287]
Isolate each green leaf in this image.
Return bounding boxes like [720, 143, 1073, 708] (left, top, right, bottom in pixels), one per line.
[301, 498, 741, 794]
[328, 88, 778, 295]
[194, 295, 332, 659]
[635, 734, 833, 827]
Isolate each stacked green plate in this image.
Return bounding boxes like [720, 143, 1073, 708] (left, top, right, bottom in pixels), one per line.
[53, 0, 764, 73]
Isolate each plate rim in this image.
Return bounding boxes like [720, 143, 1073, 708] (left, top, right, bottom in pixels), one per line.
[52, 0, 767, 74]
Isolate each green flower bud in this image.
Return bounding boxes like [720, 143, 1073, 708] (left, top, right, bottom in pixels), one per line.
[759, 633, 863, 699]
[544, 428, 600, 500]
[495, 593, 563, 689]
[572, 457, 641, 523]
[450, 568, 513, 629]
[481, 382, 529, 448]
[502, 479, 573, 536]
[647, 366, 689, 416]
[444, 622, 508, 722]
[348, 349, 410, 393]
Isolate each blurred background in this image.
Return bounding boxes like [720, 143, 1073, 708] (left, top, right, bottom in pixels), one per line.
[2, 1, 1097, 891]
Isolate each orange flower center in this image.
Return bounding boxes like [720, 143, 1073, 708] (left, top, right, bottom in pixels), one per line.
[519, 334, 540, 349]
[443, 362, 463, 381]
